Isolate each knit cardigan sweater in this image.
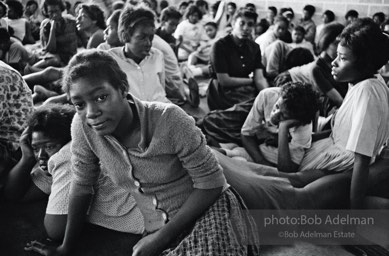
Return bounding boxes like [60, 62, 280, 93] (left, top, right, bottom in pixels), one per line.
[70, 96, 227, 232]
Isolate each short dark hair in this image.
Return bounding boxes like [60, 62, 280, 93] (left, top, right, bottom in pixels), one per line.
[316, 22, 344, 53]
[345, 9, 358, 20]
[232, 7, 258, 24]
[257, 18, 270, 34]
[204, 21, 217, 30]
[245, 3, 255, 10]
[195, 0, 208, 10]
[43, 0, 65, 16]
[268, 6, 277, 15]
[285, 47, 314, 70]
[118, 4, 155, 42]
[26, 0, 38, 8]
[28, 103, 76, 145]
[160, 6, 182, 22]
[303, 5, 315, 17]
[338, 17, 389, 76]
[227, 2, 236, 9]
[185, 4, 202, 20]
[274, 15, 289, 27]
[178, 1, 188, 9]
[160, 0, 169, 10]
[280, 7, 294, 20]
[79, 4, 106, 30]
[323, 10, 335, 23]
[281, 82, 319, 125]
[293, 25, 306, 35]
[373, 12, 385, 24]
[62, 50, 129, 96]
[6, 0, 24, 18]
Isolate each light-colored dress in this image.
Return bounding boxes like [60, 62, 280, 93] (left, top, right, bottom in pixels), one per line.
[299, 74, 389, 172]
[5, 17, 27, 42]
[174, 19, 208, 60]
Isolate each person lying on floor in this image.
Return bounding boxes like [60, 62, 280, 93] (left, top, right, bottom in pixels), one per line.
[224, 18, 389, 210]
[3, 103, 144, 240]
[274, 22, 347, 118]
[241, 81, 319, 172]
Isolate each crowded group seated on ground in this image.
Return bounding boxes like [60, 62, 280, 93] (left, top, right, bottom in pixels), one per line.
[1, 0, 389, 255]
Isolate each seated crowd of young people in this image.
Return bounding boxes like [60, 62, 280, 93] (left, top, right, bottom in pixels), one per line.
[1, 0, 389, 255]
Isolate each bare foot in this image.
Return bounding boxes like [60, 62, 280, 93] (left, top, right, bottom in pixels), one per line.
[24, 64, 43, 75]
[33, 85, 58, 104]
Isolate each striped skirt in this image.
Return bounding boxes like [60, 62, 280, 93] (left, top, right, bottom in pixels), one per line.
[161, 188, 260, 256]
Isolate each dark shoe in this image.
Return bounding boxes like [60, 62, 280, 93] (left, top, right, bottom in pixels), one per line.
[187, 78, 200, 108]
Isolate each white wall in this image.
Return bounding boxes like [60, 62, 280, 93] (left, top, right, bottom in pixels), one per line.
[172, 0, 389, 25]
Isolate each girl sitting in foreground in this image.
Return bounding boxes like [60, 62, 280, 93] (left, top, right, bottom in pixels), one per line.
[25, 49, 259, 255]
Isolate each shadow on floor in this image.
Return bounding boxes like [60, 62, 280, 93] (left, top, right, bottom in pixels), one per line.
[0, 200, 141, 256]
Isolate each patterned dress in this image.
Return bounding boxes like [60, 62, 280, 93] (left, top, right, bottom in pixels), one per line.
[0, 61, 33, 159]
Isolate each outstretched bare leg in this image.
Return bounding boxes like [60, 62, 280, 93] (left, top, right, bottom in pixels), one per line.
[277, 169, 329, 188]
[23, 67, 64, 89]
[296, 171, 352, 209]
